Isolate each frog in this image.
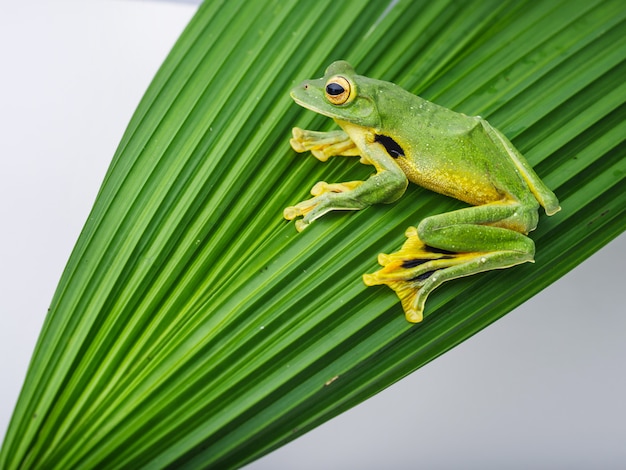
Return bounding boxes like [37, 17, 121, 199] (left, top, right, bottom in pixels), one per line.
[284, 61, 560, 323]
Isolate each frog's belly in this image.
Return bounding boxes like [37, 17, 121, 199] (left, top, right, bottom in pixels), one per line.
[396, 156, 505, 205]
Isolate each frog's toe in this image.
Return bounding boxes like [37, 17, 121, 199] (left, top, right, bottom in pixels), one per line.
[376, 253, 393, 266]
[284, 195, 325, 229]
[310, 149, 331, 162]
[363, 273, 425, 323]
[403, 225, 417, 236]
[362, 272, 379, 286]
[295, 219, 310, 232]
[390, 281, 425, 322]
[283, 197, 319, 220]
[310, 181, 329, 196]
[289, 128, 306, 152]
[289, 138, 307, 153]
[283, 206, 300, 220]
[283, 205, 313, 231]
[404, 305, 424, 323]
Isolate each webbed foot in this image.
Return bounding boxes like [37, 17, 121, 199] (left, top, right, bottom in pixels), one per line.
[363, 227, 490, 322]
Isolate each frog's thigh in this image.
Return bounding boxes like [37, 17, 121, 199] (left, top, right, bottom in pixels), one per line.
[417, 204, 535, 254]
[410, 205, 535, 322]
[366, 203, 538, 322]
[479, 120, 560, 215]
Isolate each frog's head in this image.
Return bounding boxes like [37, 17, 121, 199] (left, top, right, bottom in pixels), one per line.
[290, 61, 380, 128]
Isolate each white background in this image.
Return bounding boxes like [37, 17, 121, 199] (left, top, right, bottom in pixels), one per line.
[1, 2, 624, 469]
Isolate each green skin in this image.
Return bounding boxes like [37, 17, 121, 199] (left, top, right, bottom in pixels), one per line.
[284, 61, 560, 323]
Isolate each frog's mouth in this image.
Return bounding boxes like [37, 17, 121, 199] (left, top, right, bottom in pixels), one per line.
[290, 81, 323, 107]
[289, 90, 309, 109]
[290, 94, 331, 118]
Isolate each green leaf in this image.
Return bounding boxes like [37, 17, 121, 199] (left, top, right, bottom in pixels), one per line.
[2, 0, 625, 468]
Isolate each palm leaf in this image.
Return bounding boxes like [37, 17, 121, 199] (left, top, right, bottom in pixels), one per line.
[2, 0, 624, 468]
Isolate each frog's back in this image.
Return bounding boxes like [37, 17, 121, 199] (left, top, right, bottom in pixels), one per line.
[386, 97, 533, 207]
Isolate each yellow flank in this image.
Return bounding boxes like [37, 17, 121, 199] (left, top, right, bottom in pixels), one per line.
[395, 157, 505, 206]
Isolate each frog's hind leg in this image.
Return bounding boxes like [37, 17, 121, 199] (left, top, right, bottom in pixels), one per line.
[363, 203, 537, 323]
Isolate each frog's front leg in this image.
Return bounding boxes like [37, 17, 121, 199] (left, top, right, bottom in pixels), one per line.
[363, 202, 538, 322]
[284, 134, 408, 231]
[290, 128, 360, 162]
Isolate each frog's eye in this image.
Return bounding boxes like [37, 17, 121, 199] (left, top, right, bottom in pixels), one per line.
[325, 76, 353, 105]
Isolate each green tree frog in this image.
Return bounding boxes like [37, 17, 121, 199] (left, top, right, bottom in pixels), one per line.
[284, 61, 560, 323]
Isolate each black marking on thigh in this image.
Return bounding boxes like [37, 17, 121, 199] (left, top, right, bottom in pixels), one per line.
[402, 258, 429, 268]
[410, 270, 436, 282]
[424, 245, 456, 255]
[374, 134, 405, 158]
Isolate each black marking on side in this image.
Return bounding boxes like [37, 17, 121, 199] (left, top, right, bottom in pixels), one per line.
[402, 258, 429, 269]
[374, 134, 405, 158]
[424, 245, 456, 255]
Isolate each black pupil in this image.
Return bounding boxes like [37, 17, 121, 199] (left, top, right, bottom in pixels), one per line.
[326, 82, 345, 96]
